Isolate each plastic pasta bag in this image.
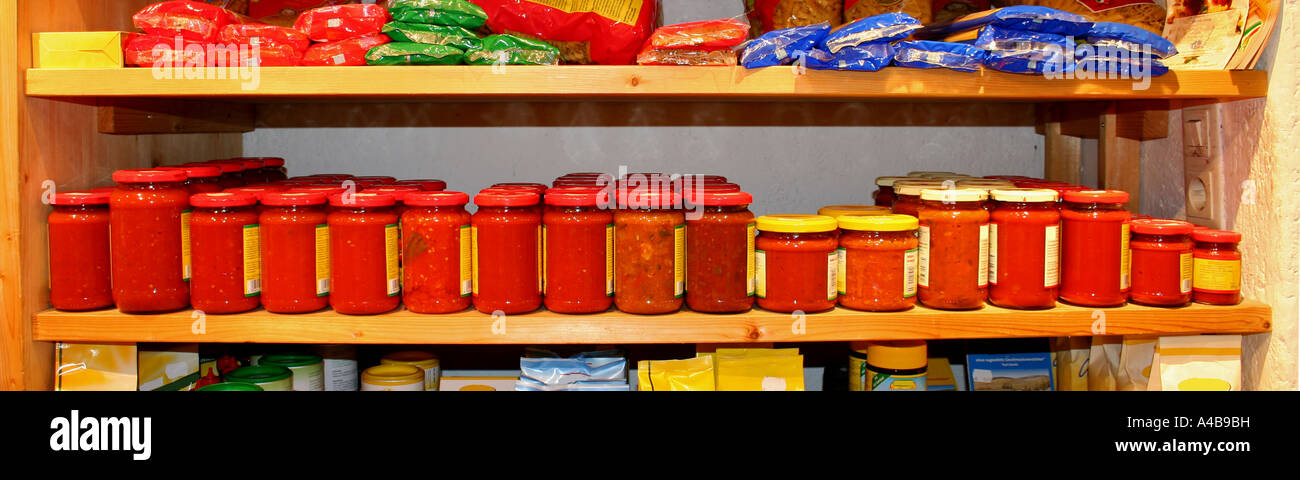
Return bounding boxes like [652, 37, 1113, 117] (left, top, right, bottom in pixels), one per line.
[514, 378, 632, 391]
[133, 0, 242, 42]
[301, 33, 392, 66]
[219, 23, 312, 52]
[892, 40, 986, 72]
[382, 22, 484, 50]
[845, 0, 931, 24]
[747, 0, 842, 34]
[713, 348, 805, 391]
[1150, 335, 1241, 391]
[1084, 21, 1176, 58]
[1075, 49, 1169, 77]
[637, 47, 738, 66]
[389, 0, 489, 29]
[646, 18, 750, 50]
[518, 350, 627, 385]
[293, 3, 391, 43]
[1000, 0, 1166, 35]
[916, 5, 1093, 39]
[469, 0, 658, 65]
[366, 42, 465, 65]
[237, 43, 306, 66]
[739, 22, 832, 68]
[637, 356, 715, 391]
[820, 12, 921, 53]
[464, 34, 561, 65]
[974, 26, 1075, 75]
[798, 43, 894, 71]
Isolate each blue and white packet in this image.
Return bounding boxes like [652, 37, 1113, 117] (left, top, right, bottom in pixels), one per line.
[915, 6, 1092, 39]
[975, 26, 1075, 75]
[820, 13, 921, 53]
[1085, 22, 1177, 58]
[740, 23, 832, 69]
[514, 377, 631, 391]
[798, 42, 894, 71]
[892, 40, 986, 72]
[519, 350, 627, 385]
[1075, 47, 1169, 77]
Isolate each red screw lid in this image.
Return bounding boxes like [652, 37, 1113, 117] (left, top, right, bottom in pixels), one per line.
[617, 187, 680, 209]
[1192, 229, 1242, 243]
[364, 186, 422, 202]
[1130, 218, 1194, 235]
[1062, 189, 1130, 204]
[329, 192, 396, 208]
[475, 189, 540, 207]
[259, 157, 285, 168]
[113, 168, 187, 184]
[403, 191, 471, 207]
[260, 192, 327, 207]
[393, 179, 447, 191]
[204, 160, 246, 172]
[688, 191, 753, 206]
[162, 165, 222, 178]
[50, 191, 110, 206]
[682, 183, 743, 194]
[544, 187, 609, 207]
[289, 186, 349, 195]
[191, 192, 258, 208]
[228, 158, 266, 170]
[355, 176, 397, 184]
[225, 185, 289, 200]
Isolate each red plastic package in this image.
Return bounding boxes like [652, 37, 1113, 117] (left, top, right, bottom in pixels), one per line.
[646, 19, 749, 50]
[220, 23, 312, 52]
[238, 44, 306, 66]
[249, 1, 356, 26]
[293, 4, 390, 43]
[636, 47, 737, 66]
[133, 1, 242, 42]
[468, 0, 657, 65]
[125, 34, 244, 67]
[300, 33, 391, 66]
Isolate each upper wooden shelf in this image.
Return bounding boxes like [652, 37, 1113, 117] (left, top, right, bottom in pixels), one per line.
[33, 300, 1270, 345]
[25, 66, 1267, 102]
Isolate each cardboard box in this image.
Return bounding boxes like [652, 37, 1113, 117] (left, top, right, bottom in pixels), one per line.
[966, 352, 1055, 391]
[926, 357, 959, 391]
[55, 343, 137, 391]
[33, 32, 129, 68]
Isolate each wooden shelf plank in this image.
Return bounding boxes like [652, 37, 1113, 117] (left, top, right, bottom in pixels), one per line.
[33, 300, 1271, 345]
[25, 66, 1269, 101]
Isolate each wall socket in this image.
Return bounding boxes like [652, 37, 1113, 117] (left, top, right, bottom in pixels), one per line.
[1183, 103, 1226, 229]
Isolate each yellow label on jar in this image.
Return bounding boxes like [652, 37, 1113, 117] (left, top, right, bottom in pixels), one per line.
[181, 209, 192, 280]
[989, 222, 999, 285]
[903, 248, 918, 298]
[385, 224, 399, 297]
[471, 226, 479, 295]
[605, 224, 614, 296]
[1044, 224, 1060, 288]
[674, 224, 685, 298]
[977, 223, 989, 288]
[1179, 252, 1193, 294]
[315, 224, 330, 296]
[537, 225, 543, 294]
[242, 224, 261, 297]
[836, 247, 847, 295]
[1193, 257, 1240, 293]
[459, 225, 472, 297]
[1120, 223, 1131, 290]
[827, 251, 838, 301]
[918, 225, 931, 288]
[755, 250, 767, 298]
[542, 225, 548, 295]
[746, 223, 756, 296]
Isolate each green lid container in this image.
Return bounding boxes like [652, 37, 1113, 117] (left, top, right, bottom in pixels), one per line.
[260, 353, 326, 391]
[223, 365, 293, 391]
[260, 353, 323, 368]
[195, 382, 264, 392]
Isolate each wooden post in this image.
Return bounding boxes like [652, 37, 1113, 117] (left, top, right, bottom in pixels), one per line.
[1041, 103, 1084, 184]
[1099, 102, 1143, 211]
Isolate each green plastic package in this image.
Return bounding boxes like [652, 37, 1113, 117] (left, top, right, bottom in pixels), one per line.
[365, 42, 465, 66]
[465, 34, 562, 66]
[382, 22, 483, 51]
[388, 0, 488, 29]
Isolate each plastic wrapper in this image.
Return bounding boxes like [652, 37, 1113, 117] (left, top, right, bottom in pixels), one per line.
[637, 47, 738, 66]
[647, 19, 750, 50]
[469, 0, 658, 65]
[1075, 48, 1169, 76]
[747, 0, 842, 33]
[388, 0, 489, 29]
[1001, 0, 1166, 35]
[366, 42, 465, 65]
[381, 22, 483, 51]
[301, 33, 392, 66]
[915, 5, 1093, 39]
[248, 1, 356, 26]
[464, 34, 561, 65]
[739, 22, 832, 68]
[637, 356, 715, 391]
[238, 43, 307, 66]
[975, 25, 1075, 74]
[518, 349, 627, 385]
[892, 40, 986, 72]
[514, 378, 631, 391]
[820, 12, 921, 53]
[713, 348, 805, 392]
[1084, 21, 1176, 58]
[219, 23, 312, 52]
[132, 0, 242, 42]
[293, 3, 390, 43]
[123, 34, 246, 67]
[845, 0, 931, 24]
[798, 43, 894, 71]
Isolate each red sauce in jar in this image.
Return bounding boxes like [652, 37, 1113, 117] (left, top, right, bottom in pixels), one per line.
[543, 188, 614, 314]
[1129, 219, 1194, 307]
[166, 165, 224, 194]
[328, 193, 401, 315]
[1191, 229, 1242, 305]
[918, 188, 990, 310]
[891, 180, 946, 218]
[837, 214, 919, 312]
[755, 215, 839, 313]
[110, 169, 191, 313]
[204, 161, 247, 189]
[401, 192, 473, 314]
[190, 192, 261, 314]
[1059, 190, 1132, 307]
[872, 176, 911, 207]
[614, 188, 685, 314]
[48, 192, 113, 311]
[259, 192, 331, 314]
[472, 190, 542, 314]
[988, 188, 1060, 309]
[686, 191, 756, 313]
[392, 179, 448, 191]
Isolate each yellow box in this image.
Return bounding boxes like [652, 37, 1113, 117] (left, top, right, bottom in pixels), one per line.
[33, 31, 129, 68]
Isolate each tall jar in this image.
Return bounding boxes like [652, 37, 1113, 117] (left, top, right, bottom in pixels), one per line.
[1059, 190, 1132, 307]
[917, 188, 990, 310]
[755, 215, 839, 313]
[614, 189, 685, 314]
[686, 191, 756, 313]
[872, 176, 912, 208]
[259, 192, 331, 314]
[401, 192, 473, 314]
[988, 188, 1060, 310]
[205, 160, 247, 189]
[890, 180, 945, 218]
[837, 214, 919, 312]
[472, 190, 542, 315]
[110, 169, 191, 313]
[328, 193, 401, 315]
[1128, 219, 1194, 307]
[190, 192, 261, 314]
[543, 187, 614, 314]
[1192, 229, 1242, 305]
[260, 157, 288, 182]
[170, 165, 224, 194]
[47, 192, 113, 311]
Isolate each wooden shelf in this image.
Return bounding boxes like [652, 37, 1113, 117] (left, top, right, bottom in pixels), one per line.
[33, 300, 1270, 345]
[25, 66, 1268, 102]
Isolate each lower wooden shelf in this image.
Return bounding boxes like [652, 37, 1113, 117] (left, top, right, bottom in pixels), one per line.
[32, 300, 1271, 345]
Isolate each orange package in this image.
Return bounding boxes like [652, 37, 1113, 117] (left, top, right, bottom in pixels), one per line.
[133, 0, 243, 42]
[646, 19, 750, 50]
[300, 33, 391, 66]
[747, 0, 842, 34]
[636, 48, 738, 66]
[220, 23, 312, 52]
[125, 34, 244, 67]
[293, 4, 391, 43]
[469, 0, 658, 65]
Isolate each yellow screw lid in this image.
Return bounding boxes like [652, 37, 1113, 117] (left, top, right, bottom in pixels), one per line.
[894, 180, 948, 196]
[838, 214, 919, 232]
[818, 205, 890, 219]
[361, 365, 424, 385]
[991, 188, 1058, 203]
[381, 350, 440, 368]
[957, 179, 1016, 188]
[907, 171, 955, 177]
[756, 214, 838, 233]
[864, 340, 927, 371]
[874, 176, 913, 187]
[924, 174, 977, 181]
[920, 187, 988, 202]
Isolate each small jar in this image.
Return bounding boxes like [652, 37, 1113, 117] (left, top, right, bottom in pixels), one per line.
[872, 176, 912, 207]
[890, 180, 946, 218]
[258, 353, 325, 391]
[755, 215, 839, 313]
[818, 204, 891, 220]
[110, 169, 191, 313]
[472, 190, 542, 315]
[223, 365, 293, 391]
[401, 192, 473, 314]
[231, 158, 269, 185]
[260, 157, 288, 182]
[1192, 229, 1243, 305]
[47, 192, 113, 311]
[392, 179, 448, 191]
[204, 161, 246, 189]
[1059, 190, 1132, 307]
[355, 176, 398, 185]
[853, 341, 927, 391]
[917, 188, 990, 310]
[380, 351, 441, 391]
[1129, 219, 1194, 307]
[543, 188, 615, 314]
[190, 192, 262, 314]
[686, 191, 756, 314]
[614, 189, 685, 314]
[259, 192, 331, 314]
[361, 365, 424, 391]
[837, 214, 919, 312]
[988, 188, 1061, 310]
[328, 193, 401, 315]
[171, 165, 225, 194]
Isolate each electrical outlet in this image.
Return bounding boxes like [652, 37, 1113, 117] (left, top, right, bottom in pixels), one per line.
[1183, 103, 1225, 229]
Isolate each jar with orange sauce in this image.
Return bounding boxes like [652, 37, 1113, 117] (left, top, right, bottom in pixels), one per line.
[917, 188, 990, 310]
[837, 214, 919, 312]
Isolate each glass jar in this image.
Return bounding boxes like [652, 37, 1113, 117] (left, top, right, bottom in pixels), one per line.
[392, 179, 448, 191]
[190, 192, 261, 314]
[988, 188, 1060, 309]
[872, 176, 911, 207]
[917, 188, 990, 310]
[1192, 229, 1242, 305]
[755, 215, 839, 313]
[401, 192, 473, 314]
[47, 192, 113, 311]
[890, 180, 945, 218]
[110, 169, 191, 313]
[472, 190, 542, 315]
[231, 158, 268, 185]
[614, 189, 685, 314]
[259, 192, 331, 314]
[1129, 219, 1194, 307]
[837, 214, 919, 312]
[328, 193, 401, 315]
[1059, 190, 1132, 307]
[686, 191, 756, 313]
[170, 165, 224, 194]
[260, 157, 288, 182]
[543, 188, 614, 314]
[205, 160, 247, 189]
[818, 204, 891, 220]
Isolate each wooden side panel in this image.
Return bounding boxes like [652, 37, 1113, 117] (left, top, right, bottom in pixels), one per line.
[1041, 103, 1083, 184]
[1, 0, 24, 390]
[99, 99, 255, 134]
[1099, 102, 1142, 210]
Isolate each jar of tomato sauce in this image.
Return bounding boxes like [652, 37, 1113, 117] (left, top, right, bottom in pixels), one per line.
[1191, 229, 1242, 305]
[686, 191, 756, 313]
[259, 158, 288, 182]
[988, 188, 1060, 310]
[110, 169, 191, 313]
[872, 176, 912, 207]
[393, 179, 447, 191]
[259, 192, 331, 314]
[190, 192, 261, 314]
[818, 205, 891, 220]
[614, 189, 685, 314]
[837, 214, 919, 312]
[472, 190, 542, 314]
[401, 192, 473, 314]
[543, 188, 615, 314]
[48, 192, 113, 311]
[329, 193, 401, 315]
[890, 180, 946, 218]
[204, 161, 247, 189]
[167, 165, 224, 194]
[1059, 190, 1132, 307]
[918, 188, 990, 310]
[755, 215, 839, 313]
[1128, 218, 1194, 307]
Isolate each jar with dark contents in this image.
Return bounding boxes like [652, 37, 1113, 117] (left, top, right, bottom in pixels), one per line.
[401, 192, 473, 314]
[686, 191, 755, 313]
[614, 188, 685, 314]
[47, 192, 113, 311]
[110, 169, 191, 313]
[189, 192, 262, 314]
[1191, 229, 1242, 305]
[917, 188, 990, 310]
[205, 160, 247, 189]
[168, 165, 224, 194]
[755, 215, 839, 313]
[872, 176, 912, 208]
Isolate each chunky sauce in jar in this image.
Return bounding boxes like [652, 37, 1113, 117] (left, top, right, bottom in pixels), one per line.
[891, 180, 946, 218]
[259, 192, 330, 314]
[837, 214, 919, 312]
[190, 192, 261, 314]
[329, 193, 401, 315]
[202, 161, 246, 189]
[542, 187, 613, 314]
[472, 190, 542, 314]
[1191, 229, 1242, 305]
[169, 165, 224, 194]
[614, 189, 685, 314]
[1128, 219, 1194, 307]
[755, 215, 839, 313]
[110, 169, 191, 313]
[872, 176, 911, 208]
[48, 192, 113, 311]
[686, 191, 755, 313]
[1059, 190, 1131, 307]
[917, 188, 990, 310]
[402, 192, 473, 314]
[988, 188, 1060, 309]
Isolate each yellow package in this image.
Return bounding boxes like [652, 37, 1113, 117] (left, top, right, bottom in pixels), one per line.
[1088, 335, 1122, 391]
[638, 356, 715, 391]
[1052, 337, 1090, 391]
[1116, 336, 1157, 391]
[714, 349, 804, 391]
[1152, 335, 1241, 391]
[33, 32, 128, 68]
[926, 357, 958, 391]
[138, 344, 200, 391]
[56, 343, 137, 391]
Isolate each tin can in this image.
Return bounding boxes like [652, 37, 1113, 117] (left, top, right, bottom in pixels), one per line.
[223, 365, 293, 391]
[195, 382, 264, 391]
[259, 353, 325, 391]
[361, 365, 424, 391]
[314, 344, 358, 391]
[380, 351, 441, 391]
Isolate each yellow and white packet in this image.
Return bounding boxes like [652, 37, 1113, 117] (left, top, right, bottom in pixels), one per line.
[713, 348, 804, 391]
[637, 356, 715, 391]
[1150, 335, 1241, 391]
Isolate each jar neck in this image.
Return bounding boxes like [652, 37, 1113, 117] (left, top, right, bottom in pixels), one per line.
[702, 205, 750, 213]
[1067, 201, 1125, 211]
[267, 204, 324, 213]
[53, 204, 107, 213]
[763, 231, 835, 240]
[1195, 241, 1239, 250]
[921, 199, 984, 208]
[1132, 232, 1190, 243]
[412, 205, 468, 214]
[339, 206, 394, 214]
[479, 205, 535, 214]
[842, 229, 914, 239]
[121, 181, 186, 190]
[546, 204, 599, 213]
[997, 201, 1056, 210]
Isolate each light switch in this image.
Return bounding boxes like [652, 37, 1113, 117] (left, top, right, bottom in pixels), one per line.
[1183, 104, 1224, 229]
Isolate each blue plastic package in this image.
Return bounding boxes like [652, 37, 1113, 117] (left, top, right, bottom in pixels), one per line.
[915, 6, 1092, 39]
[892, 40, 986, 72]
[975, 26, 1075, 75]
[1085, 22, 1177, 58]
[1075, 47, 1169, 77]
[740, 23, 832, 69]
[820, 13, 921, 53]
[797, 43, 894, 71]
